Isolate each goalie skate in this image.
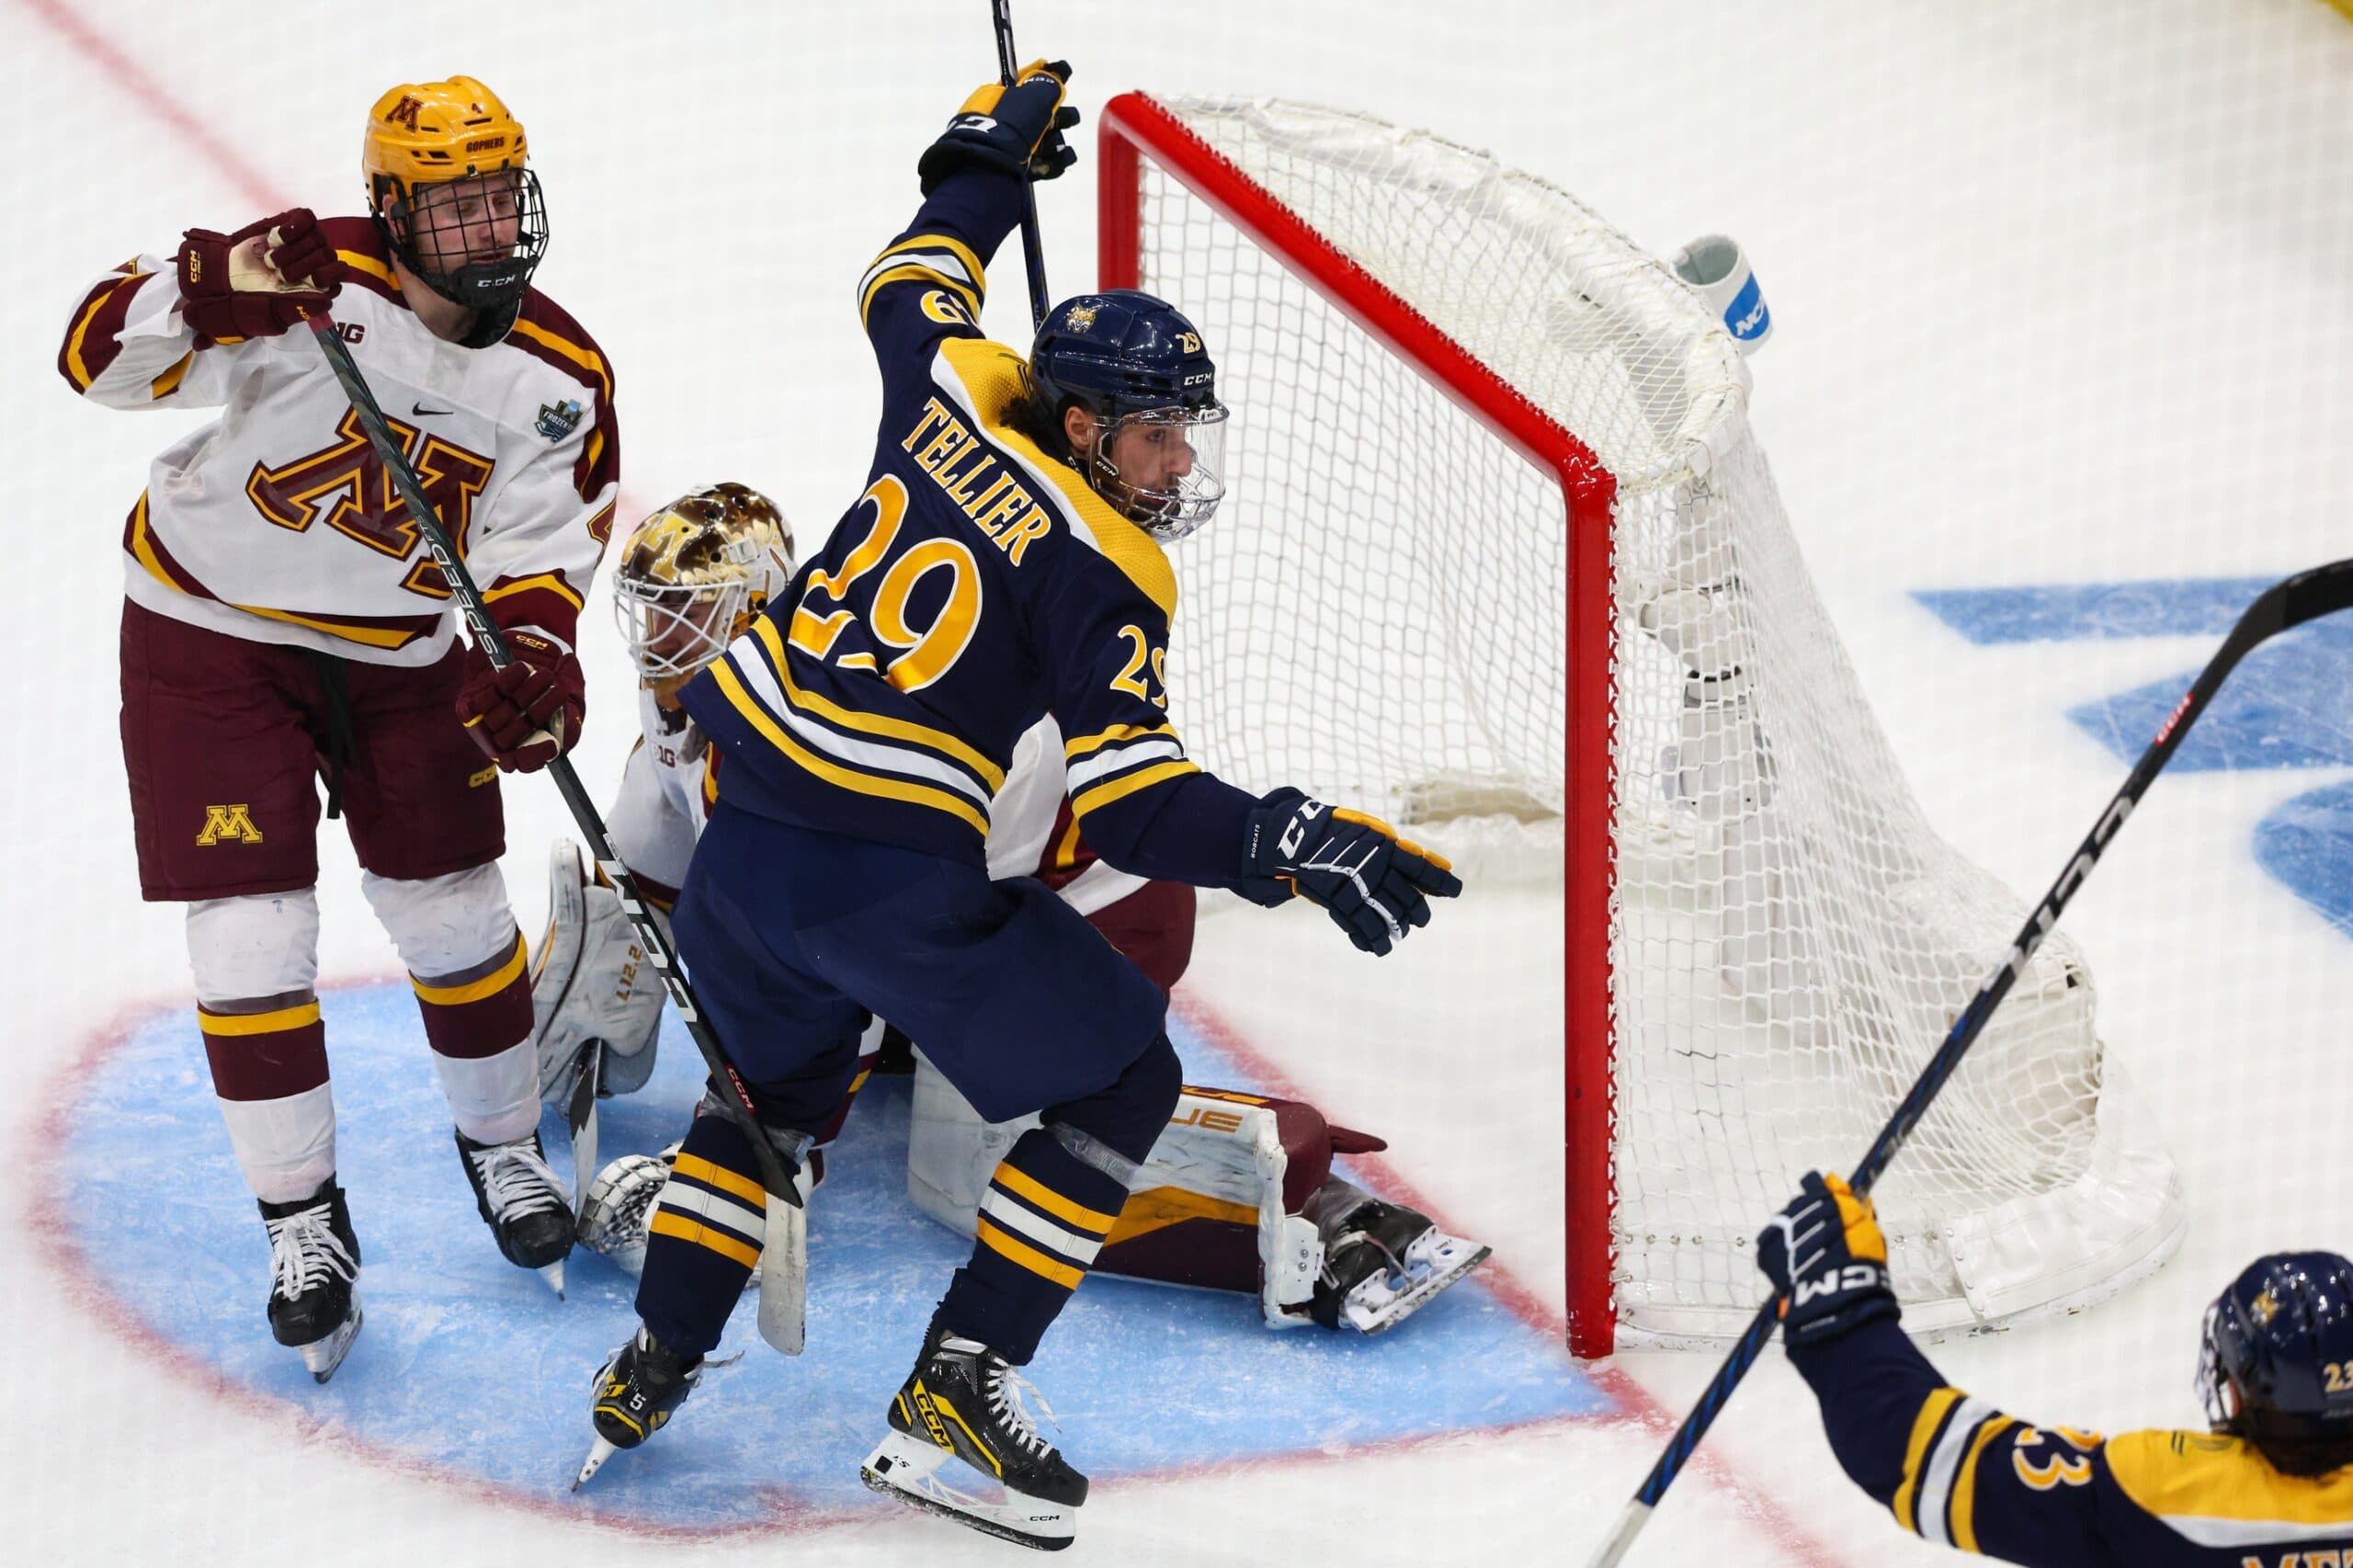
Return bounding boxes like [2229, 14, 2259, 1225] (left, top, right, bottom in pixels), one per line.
[1309, 1181, 1492, 1335]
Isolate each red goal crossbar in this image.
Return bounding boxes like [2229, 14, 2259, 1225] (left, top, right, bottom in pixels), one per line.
[1097, 91, 1624, 1358]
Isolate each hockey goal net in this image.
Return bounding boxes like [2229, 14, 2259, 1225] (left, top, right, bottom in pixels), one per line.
[1099, 93, 2185, 1358]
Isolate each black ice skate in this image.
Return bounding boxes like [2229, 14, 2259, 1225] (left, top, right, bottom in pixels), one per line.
[258, 1179, 363, 1383]
[1306, 1178, 1492, 1335]
[454, 1128, 574, 1295]
[860, 1325, 1086, 1551]
[574, 1324, 703, 1489]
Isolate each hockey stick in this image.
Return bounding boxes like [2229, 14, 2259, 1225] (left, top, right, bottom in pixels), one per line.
[990, 0, 1051, 328]
[1586, 556, 2353, 1565]
[301, 313, 810, 1357]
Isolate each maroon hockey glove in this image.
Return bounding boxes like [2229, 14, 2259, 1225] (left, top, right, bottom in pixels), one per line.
[458, 627, 585, 774]
[176, 209, 347, 343]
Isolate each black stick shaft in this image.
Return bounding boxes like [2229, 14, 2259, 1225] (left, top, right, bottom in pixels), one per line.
[991, 0, 1051, 328]
[301, 313, 802, 1210]
[1591, 557, 2353, 1562]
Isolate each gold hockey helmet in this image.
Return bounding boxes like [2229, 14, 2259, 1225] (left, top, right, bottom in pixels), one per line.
[361, 76, 546, 311]
[613, 484, 799, 684]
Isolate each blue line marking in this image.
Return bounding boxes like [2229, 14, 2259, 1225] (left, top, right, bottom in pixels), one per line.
[63, 989, 1606, 1529]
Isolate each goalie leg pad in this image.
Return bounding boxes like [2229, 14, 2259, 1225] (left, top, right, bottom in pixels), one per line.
[530, 839, 668, 1108]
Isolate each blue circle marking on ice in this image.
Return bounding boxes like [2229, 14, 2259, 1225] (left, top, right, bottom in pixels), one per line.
[1915, 574, 2353, 933]
[56, 985, 1608, 1530]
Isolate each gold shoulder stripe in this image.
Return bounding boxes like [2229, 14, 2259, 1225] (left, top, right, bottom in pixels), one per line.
[335, 248, 398, 289]
[509, 315, 612, 401]
[1893, 1388, 1965, 1535]
[752, 619, 1005, 790]
[936, 337, 1179, 619]
[710, 659, 989, 836]
[1071, 758, 1200, 821]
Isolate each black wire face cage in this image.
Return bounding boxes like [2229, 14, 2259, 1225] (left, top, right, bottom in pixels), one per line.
[386, 167, 549, 312]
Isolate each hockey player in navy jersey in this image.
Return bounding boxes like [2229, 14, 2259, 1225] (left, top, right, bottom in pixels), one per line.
[1760, 1172, 2353, 1563]
[576, 60, 1460, 1549]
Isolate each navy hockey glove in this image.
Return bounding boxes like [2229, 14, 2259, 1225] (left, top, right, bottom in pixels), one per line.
[1240, 788, 1463, 957]
[1756, 1171, 1902, 1347]
[917, 58, 1081, 193]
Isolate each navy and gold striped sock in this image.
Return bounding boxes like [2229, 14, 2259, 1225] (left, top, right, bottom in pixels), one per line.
[936, 1125, 1126, 1364]
[634, 1114, 768, 1359]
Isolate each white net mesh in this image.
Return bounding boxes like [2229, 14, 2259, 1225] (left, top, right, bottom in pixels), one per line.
[1120, 94, 2185, 1346]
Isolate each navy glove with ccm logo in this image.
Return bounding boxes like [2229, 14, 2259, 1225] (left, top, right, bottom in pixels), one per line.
[1756, 1171, 1904, 1347]
[1240, 788, 1464, 957]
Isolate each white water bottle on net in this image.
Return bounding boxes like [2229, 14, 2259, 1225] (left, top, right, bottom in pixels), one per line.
[1099, 93, 2185, 1358]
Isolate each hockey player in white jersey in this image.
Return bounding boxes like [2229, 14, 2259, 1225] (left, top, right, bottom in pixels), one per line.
[537, 484, 1488, 1338]
[63, 75, 617, 1381]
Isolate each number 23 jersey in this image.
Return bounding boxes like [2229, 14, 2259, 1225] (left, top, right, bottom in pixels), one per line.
[683, 168, 1257, 889]
[62, 216, 618, 665]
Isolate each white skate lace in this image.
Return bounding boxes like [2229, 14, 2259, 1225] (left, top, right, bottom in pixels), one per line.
[984, 1361, 1060, 1460]
[470, 1139, 567, 1220]
[265, 1203, 357, 1301]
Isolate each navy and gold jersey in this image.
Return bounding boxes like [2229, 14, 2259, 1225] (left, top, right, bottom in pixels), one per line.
[681, 166, 1258, 885]
[1793, 1316, 2353, 1565]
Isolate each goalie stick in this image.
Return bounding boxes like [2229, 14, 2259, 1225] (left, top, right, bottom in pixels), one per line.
[1586, 555, 2353, 1565]
[301, 313, 811, 1358]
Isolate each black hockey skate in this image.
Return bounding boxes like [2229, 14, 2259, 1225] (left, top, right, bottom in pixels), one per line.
[861, 1324, 1086, 1551]
[1306, 1177, 1492, 1335]
[573, 1324, 703, 1489]
[454, 1128, 574, 1295]
[258, 1180, 363, 1383]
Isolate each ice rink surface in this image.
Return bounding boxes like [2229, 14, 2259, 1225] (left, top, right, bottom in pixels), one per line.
[6, 1, 2350, 1563]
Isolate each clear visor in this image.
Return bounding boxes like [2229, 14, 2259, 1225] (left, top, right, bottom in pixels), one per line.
[612, 574, 752, 683]
[1089, 403, 1229, 541]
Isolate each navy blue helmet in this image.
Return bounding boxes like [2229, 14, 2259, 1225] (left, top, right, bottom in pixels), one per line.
[2199, 1250, 2353, 1475]
[1028, 290, 1228, 540]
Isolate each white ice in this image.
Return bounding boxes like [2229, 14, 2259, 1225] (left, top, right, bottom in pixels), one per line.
[6, 2, 2350, 1563]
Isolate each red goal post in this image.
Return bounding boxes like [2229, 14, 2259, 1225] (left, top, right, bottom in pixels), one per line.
[1099, 90, 1620, 1356]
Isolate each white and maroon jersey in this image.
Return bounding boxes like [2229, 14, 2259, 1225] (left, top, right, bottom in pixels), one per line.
[62, 217, 618, 665]
[604, 687, 716, 907]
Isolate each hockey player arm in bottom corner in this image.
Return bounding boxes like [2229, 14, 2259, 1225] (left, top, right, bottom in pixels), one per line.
[1763, 1172, 2163, 1567]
